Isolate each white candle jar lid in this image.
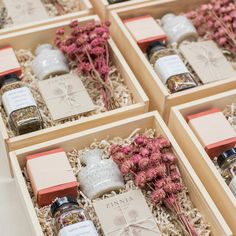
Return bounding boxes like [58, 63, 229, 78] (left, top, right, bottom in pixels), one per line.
[32, 44, 69, 80]
[161, 13, 198, 45]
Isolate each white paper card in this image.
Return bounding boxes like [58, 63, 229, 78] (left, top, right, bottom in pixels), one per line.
[37, 74, 95, 121]
[180, 41, 236, 84]
[3, 0, 49, 25]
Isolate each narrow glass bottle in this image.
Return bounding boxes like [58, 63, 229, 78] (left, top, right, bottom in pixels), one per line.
[78, 149, 125, 199]
[147, 41, 197, 93]
[0, 74, 43, 135]
[51, 196, 98, 236]
[218, 148, 236, 197]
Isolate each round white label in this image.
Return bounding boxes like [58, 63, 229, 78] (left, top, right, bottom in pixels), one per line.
[2, 87, 37, 116]
[59, 220, 98, 236]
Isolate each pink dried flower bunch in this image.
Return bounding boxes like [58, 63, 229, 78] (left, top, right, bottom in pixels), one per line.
[55, 20, 119, 110]
[111, 134, 198, 236]
[186, 0, 236, 53]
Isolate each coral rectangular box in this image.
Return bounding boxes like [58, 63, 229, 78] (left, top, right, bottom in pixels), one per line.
[89, 0, 154, 20]
[109, 0, 236, 121]
[187, 108, 236, 158]
[0, 46, 21, 77]
[0, 0, 93, 35]
[123, 15, 166, 52]
[168, 89, 236, 234]
[10, 112, 231, 236]
[0, 15, 148, 163]
[26, 148, 78, 207]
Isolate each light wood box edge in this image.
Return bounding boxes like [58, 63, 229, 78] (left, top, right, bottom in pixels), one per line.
[90, 0, 154, 20]
[168, 89, 236, 233]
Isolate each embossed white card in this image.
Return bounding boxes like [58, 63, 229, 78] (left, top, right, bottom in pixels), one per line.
[37, 74, 95, 121]
[3, 0, 49, 25]
[93, 190, 161, 236]
[180, 40, 236, 84]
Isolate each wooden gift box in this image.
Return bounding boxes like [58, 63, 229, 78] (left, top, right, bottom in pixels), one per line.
[89, 0, 154, 20]
[168, 89, 236, 234]
[0, 15, 148, 159]
[0, 0, 93, 35]
[10, 112, 231, 235]
[109, 0, 236, 121]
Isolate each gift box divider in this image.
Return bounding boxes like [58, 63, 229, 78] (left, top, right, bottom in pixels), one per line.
[90, 0, 154, 20]
[0, 0, 93, 36]
[168, 89, 236, 234]
[0, 15, 148, 161]
[10, 111, 232, 235]
[109, 0, 236, 122]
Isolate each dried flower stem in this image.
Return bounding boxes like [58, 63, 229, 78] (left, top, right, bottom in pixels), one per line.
[211, 9, 236, 51]
[187, 0, 236, 53]
[49, 0, 65, 14]
[111, 135, 199, 235]
[55, 20, 120, 110]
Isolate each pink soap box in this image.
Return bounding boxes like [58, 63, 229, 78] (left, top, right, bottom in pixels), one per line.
[186, 108, 236, 159]
[26, 148, 78, 207]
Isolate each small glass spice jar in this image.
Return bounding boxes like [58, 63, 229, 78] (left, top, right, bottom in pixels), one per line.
[147, 41, 197, 93]
[51, 196, 98, 236]
[217, 148, 236, 197]
[0, 74, 43, 135]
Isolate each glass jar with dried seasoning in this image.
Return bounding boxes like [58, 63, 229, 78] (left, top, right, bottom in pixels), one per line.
[51, 196, 98, 236]
[147, 41, 197, 93]
[0, 74, 43, 135]
[218, 148, 236, 197]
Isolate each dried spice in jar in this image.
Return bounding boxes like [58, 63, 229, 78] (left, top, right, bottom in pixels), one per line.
[0, 74, 43, 135]
[218, 148, 236, 197]
[51, 196, 98, 236]
[147, 41, 197, 93]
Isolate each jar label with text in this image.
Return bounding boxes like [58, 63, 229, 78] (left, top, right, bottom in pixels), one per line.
[154, 55, 189, 84]
[2, 87, 37, 116]
[59, 220, 98, 236]
[229, 177, 236, 197]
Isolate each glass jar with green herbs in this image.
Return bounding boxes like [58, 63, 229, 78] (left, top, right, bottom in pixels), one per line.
[0, 74, 43, 135]
[51, 196, 98, 236]
[147, 41, 197, 93]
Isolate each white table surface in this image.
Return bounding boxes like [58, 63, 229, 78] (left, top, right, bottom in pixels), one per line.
[0, 141, 33, 236]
